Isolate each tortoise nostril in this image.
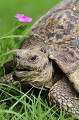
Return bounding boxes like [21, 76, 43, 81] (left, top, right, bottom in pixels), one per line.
[31, 55, 37, 61]
[16, 55, 21, 59]
[13, 51, 21, 59]
[14, 54, 20, 59]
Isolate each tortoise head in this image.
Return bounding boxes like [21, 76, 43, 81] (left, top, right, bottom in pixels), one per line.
[13, 49, 53, 90]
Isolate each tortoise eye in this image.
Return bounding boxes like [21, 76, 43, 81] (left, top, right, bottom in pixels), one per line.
[31, 55, 37, 61]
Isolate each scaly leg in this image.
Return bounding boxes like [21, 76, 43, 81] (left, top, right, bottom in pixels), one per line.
[48, 78, 79, 119]
[0, 73, 19, 86]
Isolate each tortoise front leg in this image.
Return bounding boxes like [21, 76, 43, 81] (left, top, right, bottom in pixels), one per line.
[48, 78, 79, 119]
[0, 73, 19, 86]
[0, 73, 22, 95]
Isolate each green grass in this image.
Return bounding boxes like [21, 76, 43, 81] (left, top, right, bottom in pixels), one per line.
[0, 0, 76, 119]
[0, 83, 75, 120]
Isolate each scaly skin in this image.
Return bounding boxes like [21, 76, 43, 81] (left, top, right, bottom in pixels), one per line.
[49, 78, 79, 119]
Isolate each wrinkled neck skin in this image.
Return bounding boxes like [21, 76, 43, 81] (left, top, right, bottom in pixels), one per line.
[13, 49, 53, 90]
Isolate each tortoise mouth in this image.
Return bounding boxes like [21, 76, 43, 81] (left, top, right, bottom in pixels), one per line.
[13, 65, 36, 80]
[16, 66, 33, 72]
[13, 64, 40, 82]
[14, 65, 34, 76]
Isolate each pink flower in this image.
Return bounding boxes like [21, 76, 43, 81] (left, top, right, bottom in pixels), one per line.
[14, 14, 32, 23]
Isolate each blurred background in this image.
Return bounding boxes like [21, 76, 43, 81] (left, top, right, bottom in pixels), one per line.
[0, 0, 61, 36]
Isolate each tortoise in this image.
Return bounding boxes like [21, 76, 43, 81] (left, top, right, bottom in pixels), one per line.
[0, 0, 79, 118]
